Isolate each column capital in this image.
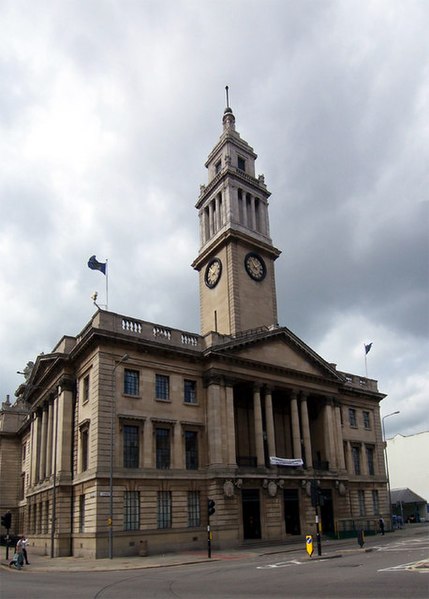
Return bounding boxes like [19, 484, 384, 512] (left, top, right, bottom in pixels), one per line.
[58, 376, 75, 393]
[203, 372, 223, 387]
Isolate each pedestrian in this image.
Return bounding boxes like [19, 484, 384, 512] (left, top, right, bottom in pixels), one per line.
[9, 542, 24, 569]
[17, 535, 30, 564]
[379, 517, 385, 535]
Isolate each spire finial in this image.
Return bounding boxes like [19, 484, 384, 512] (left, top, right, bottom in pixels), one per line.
[222, 85, 235, 130]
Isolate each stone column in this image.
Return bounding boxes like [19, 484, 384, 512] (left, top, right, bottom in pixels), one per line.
[253, 386, 265, 467]
[207, 381, 222, 467]
[324, 399, 336, 470]
[290, 391, 302, 460]
[56, 384, 74, 478]
[250, 196, 256, 230]
[361, 443, 368, 475]
[39, 405, 48, 481]
[209, 201, 214, 237]
[30, 414, 38, 486]
[217, 193, 223, 230]
[264, 388, 276, 461]
[334, 405, 346, 470]
[345, 440, 353, 474]
[172, 422, 183, 469]
[46, 400, 54, 477]
[300, 393, 313, 468]
[143, 419, 153, 468]
[225, 383, 237, 467]
[262, 199, 269, 236]
[243, 193, 249, 228]
[201, 208, 207, 245]
[35, 411, 42, 482]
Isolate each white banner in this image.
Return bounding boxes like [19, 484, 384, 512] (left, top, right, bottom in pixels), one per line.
[270, 456, 303, 467]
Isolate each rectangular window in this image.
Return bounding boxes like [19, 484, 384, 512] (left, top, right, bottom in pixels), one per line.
[184, 379, 197, 404]
[156, 428, 171, 469]
[124, 490, 140, 530]
[372, 490, 379, 515]
[188, 491, 200, 527]
[157, 491, 172, 529]
[215, 160, 221, 174]
[124, 369, 139, 396]
[358, 490, 365, 516]
[123, 425, 139, 468]
[352, 445, 361, 475]
[185, 431, 198, 470]
[349, 408, 357, 427]
[363, 411, 371, 430]
[81, 428, 89, 472]
[155, 374, 169, 400]
[366, 445, 375, 475]
[237, 156, 246, 172]
[83, 374, 90, 403]
[79, 495, 85, 533]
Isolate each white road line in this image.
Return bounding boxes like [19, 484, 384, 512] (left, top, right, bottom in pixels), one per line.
[378, 560, 425, 572]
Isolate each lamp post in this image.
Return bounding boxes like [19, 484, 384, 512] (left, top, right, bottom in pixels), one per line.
[382, 410, 400, 532]
[109, 354, 129, 559]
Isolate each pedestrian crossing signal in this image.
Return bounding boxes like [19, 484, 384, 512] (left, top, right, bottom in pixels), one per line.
[1, 512, 11, 530]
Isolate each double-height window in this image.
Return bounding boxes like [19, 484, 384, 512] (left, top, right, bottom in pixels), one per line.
[124, 369, 140, 396]
[123, 424, 139, 468]
[184, 379, 197, 404]
[124, 491, 140, 530]
[156, 427, 171, 469]
[156, 374, 170, 401]
[157, 491, 172, 529]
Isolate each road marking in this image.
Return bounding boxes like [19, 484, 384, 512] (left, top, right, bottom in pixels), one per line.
[377, 562, 420, 572]
[257, 559, 304, 569]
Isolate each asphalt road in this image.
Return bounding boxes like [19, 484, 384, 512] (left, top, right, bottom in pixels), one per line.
[1, 533, 428, 598]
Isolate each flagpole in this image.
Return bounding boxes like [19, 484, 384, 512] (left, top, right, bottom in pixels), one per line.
[106, 259, 109, 311]
[364, 344, 368, 378]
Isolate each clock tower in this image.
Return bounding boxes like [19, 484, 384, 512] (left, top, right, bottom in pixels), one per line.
[192, 96, 281, 336]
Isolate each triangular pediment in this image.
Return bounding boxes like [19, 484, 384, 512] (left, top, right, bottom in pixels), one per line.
[235, 339, 323, 375]
[208, 327, 341, 381]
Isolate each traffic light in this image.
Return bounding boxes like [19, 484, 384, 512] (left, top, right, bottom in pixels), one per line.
[208, 499, 216, 517]
[310, 480, 318, 507]
[1, 511, 12, 530]
[310, 481, 324, 507]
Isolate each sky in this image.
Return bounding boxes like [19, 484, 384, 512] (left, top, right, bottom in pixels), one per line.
[1, 0, 428, 439]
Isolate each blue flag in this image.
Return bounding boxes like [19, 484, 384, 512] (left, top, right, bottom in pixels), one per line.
[364, 342, 373, 355]
[88, 255, 107, 275]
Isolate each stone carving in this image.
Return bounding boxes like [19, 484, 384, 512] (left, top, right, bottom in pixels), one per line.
[268, 481, 277, 497]
[223, 480, 234, 497]
[338, 482, 346, 496]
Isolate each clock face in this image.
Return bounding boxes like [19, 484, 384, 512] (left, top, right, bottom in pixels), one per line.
[205, 258, 222, 288]
[244, 253, 266, 281]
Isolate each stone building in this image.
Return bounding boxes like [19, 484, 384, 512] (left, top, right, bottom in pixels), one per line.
[0, 102, 388, 558]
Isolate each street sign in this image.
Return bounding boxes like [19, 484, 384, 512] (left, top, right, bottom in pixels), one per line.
[306, 535, 314, 557]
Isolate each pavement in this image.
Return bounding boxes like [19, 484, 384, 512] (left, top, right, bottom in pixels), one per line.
[1, 523, 428, 573]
